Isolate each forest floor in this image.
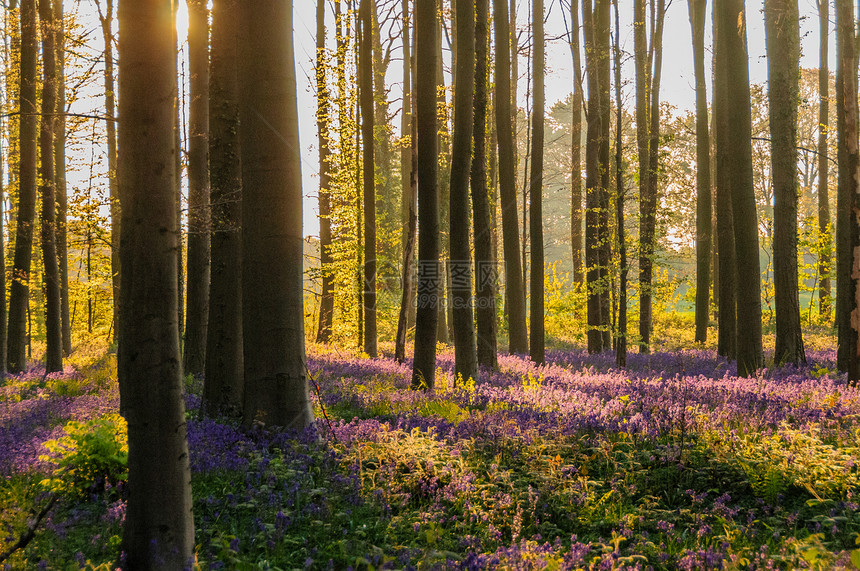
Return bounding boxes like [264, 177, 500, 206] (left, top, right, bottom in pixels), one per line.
[1, 329, 860, 569]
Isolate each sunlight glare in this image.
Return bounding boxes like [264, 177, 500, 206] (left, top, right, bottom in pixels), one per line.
[176, 1, 189, 43]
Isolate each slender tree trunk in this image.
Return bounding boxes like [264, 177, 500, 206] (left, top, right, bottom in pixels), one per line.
[836, 0, 859, 374]
[450, 0, 477, 383]
[412, 0, 439, 390]
[238, 0, 313, 428]
[472, 0, 498, 371]
[97, 0, 119, 347]
[720, 0, 762, 376]
[316, 0, 334, 344]
[395, 0, 416, 363]
[359, 0, 377, 358]
[202, 0, 243, 418]
[529, 0, 545, 365]
[183, 0, 210, 377]
[174, 2, 184, 349]
[38, 0, 61, 373]
[117, 0, 194, 565]
[713, 0, 736, 359]
[613, 0, 626, 367]
[633, 0, 650, 351]
[766, 0, 805, 365]
[689, 0, 711, 344]
[818, 0, 832, 322]
[494, 0, 528, 354]
[54, 0, 70, 356]
[596, 0, 612, 350]
[7, 0, 37, 373]
[569, 0, 584, 285]
[436, 9, 451, 346]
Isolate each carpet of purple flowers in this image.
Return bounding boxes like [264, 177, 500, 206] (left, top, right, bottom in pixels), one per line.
[3, 341, 860, 569]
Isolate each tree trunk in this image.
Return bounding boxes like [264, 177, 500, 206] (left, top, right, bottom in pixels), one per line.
[450, 0, 477, 383]
[359, 0, 377, 358]
[633, 0, 650, 351]
[529, 0, 545, 365]
[689, 0, 711, 345]
[818, 0, 831, 322]
[316, 0, 334, 344]
[494, 0, 528, 354]
[713, 0, 736, 359]
[613, 0, 627, 367]
[436, 8, 451, 346]
[54, 0, 70, 356]
[472, 0, 498, 371]
[836, 0, 859, 375]
[202, 0, 243, 418]
[721, 0, 762, 376]
[569, 0, 584, 285]
[238, 0, 314, 428]
[7, 0, 37, 373]
[117, 0, 195, 565]
[766, 0, 805, 365]
[395, 0, 416, 363]
[412, 0, 440, 390]
[183, 0, 210, 377]
[38, 0, 62, 373]
[96, 0, 119, 347]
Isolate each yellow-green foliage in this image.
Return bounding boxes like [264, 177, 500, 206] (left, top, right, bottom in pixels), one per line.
[39, 414, 128, 498]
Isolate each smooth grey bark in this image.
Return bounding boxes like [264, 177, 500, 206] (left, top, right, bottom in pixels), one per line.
[360, 0, 377, 358]
[54, 0, 70, 356]
[7, 0, 37, 373]
[38, 0, 62, 373]
[569, 0, 584, 285]
[238, 0, 314, 428]
[183, 0, 210, 377]
[493, 0, 528, 355]
[117, 0, 195, 565]
[450, 0, 477, 383]
[203, 0, 243, 418]
[765, 0, 805, 365]
[412, 0, 439, 390]
[688, 0, 711, 344]
[529, 0, 545, 365]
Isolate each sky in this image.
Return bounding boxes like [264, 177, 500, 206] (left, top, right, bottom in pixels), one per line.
[236, 1, 834, 239]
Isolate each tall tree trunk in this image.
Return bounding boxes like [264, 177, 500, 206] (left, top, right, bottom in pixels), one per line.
[720, 0, 762, 376]
[202, 0, 243, 418]
[493, 0, 528, 354]
[436, 7, 451, 345]
[818, 0, 831, 322]
[569, 0, 584, 285]
[766, 0, 805, 365]
[54, 0, 70, 356]
[316, 0, 334, 344]
[412, 0, 440, 390]
[238, 0, 313, 428]
[613, 0, 627, 367]
[713, 0, 736, 358]
[360, 0, 377, 358]
[7, 0, 37, 373]
[183, 0, 210, 376]
[529, 0, 545, 365]
[174, 1, 184, 349]
[689, 0, 711, 344]
[39, 0, 61, 373]
[117, 0, 195, 565]
[633, 0, 650, 351]
[450, 0, 477, 383]
[97, 0, 119, 347]
[597, 0, 612, 350]
[472, 0, 498, 371]
[836, 0, 859, 375]
[395, 0, 416, 363]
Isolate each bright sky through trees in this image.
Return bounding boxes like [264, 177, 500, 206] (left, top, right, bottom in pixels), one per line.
[289, 1, 835, 239]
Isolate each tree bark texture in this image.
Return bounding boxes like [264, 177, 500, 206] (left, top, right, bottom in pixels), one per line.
[183, 0, 210, 377]
[360, 0, 377, 358]
[7, 0, 38, 373]
[493, 0, 528, 355]
[689, 0, 711, 344]
[117, 0, 195, 565]
[54, 0, 70, 356]
[238, 0, 314, 428]
[818, 0, 831, 321]
[529, 0, 545, 365]
[569, 0, 584, 285]
[411, 0, 439, 389]
[765, 0, 805, 365]
[38, 0, 62, 373]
